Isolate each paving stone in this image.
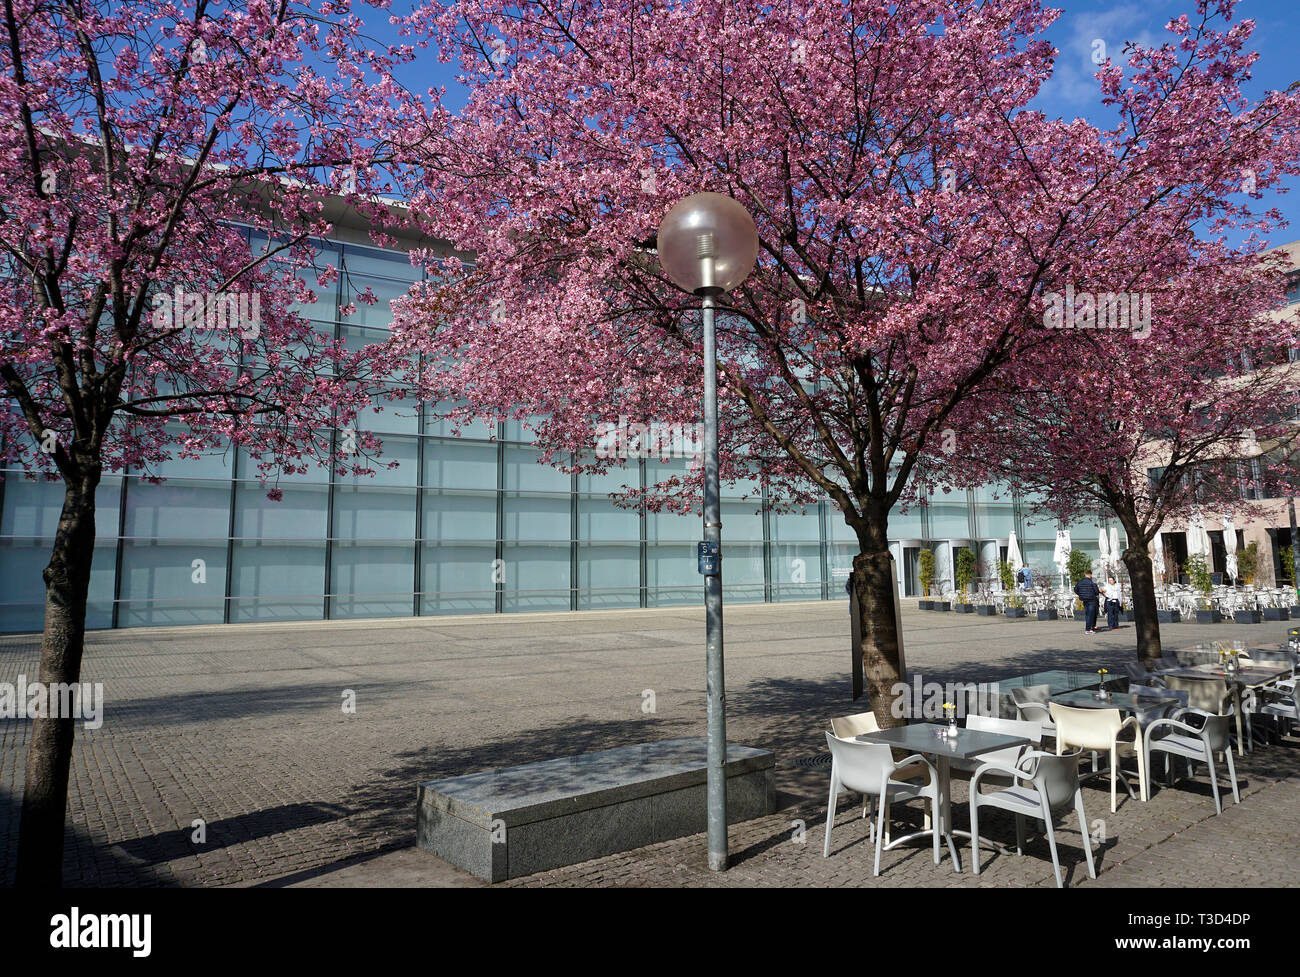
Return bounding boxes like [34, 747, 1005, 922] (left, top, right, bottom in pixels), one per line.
[0, 603, 1295, 887]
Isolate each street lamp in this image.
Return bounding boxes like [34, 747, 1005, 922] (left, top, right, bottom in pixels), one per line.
[656, 192, 758, 872]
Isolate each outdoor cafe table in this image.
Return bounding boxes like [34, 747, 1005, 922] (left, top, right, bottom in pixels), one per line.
[1051, 689, 1181, 717]
[854, 723, 1029, 872]
[1154, 663, 1291, 756]
[983, 670, 1105, 719]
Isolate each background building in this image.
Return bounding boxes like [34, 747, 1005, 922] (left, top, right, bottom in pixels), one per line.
[0, 215, 1126, 633]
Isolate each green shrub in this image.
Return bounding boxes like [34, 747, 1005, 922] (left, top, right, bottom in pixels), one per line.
[998, 559, 1021, 607]
[1186, 554, 1212, 608]
[1066, 549, 1092, 586]
[918, 547, 935, 597]
[955, 547, 977, 602]
[1237, 541, 1259, 584]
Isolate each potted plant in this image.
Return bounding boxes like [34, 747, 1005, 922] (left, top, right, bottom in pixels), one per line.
[1000, 560, 1025, 618]
[918, 547, 935, 609]
[1187, 555, 1222, 624]
[954, 548, 977, 613]
[1237, 541, 1259, 586]
[1267, 546, 1294, 620]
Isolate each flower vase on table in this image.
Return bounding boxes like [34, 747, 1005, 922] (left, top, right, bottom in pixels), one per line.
[942, 702, 958, 737]
[1094, 668, 1110, 701]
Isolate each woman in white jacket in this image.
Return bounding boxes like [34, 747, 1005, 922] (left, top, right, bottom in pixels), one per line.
[1102, 576, 1123, 630]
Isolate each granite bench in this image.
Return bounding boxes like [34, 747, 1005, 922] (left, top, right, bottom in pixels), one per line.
[416, 737, 777, 882]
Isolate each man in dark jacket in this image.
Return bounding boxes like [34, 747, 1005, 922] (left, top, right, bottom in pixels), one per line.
[1074, 570, 1101, 634]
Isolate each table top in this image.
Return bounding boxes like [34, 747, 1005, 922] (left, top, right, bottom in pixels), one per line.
[994, 670, 1103, 695]
[856, 723, 1030, 760]
[1156, 663, 1290, 687]
[1051, 689, 1178, 712]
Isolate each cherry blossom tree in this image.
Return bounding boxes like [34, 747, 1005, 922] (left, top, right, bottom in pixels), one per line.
[0, 0, 428, 886]
[945, 247, 1300, 664]
[393, 0, 1300, 725]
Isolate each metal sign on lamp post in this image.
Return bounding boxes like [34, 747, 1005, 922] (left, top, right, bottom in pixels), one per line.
[656, 192, 758, 872]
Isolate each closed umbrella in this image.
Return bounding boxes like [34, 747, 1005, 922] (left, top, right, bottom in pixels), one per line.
[1223, 517, 1239, 582]
[1152, 536, 1166, 582]
[1007, 531, 1024, 577]
[1098, 528, 1110, 576]
[1109, 527, 1121, 576]
[1053, 530, 1072, 592]
[1187, 515, 1209, 559]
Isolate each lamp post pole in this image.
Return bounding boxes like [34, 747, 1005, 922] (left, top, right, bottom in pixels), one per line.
[656, 192, 758, 873]
[700, 283, 727, 871]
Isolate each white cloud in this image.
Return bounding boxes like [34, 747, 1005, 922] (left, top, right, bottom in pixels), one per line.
[1038, 3, 1165, 109]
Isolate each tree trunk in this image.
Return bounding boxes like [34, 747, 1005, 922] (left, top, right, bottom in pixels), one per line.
[1121, 545, 1162, 666]
[16, 466, 100, 888]
[852, 544, 905, 730]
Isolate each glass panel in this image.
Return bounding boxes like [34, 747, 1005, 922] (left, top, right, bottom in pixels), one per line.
[577, 495, 640, 541]
[575, 455, 638, 495]
[238, 444, 332, 484]
[0, 538, 115, 632]
[148, 444, 235, 480]
[646, 542, 699, 607]
[723, 474, 762, 501]
[885, 501, 924, 539]
[722, 500, 764, 541]
[342, 243, 423, 283]
[722, 541, 766, 595]
[118, 540, 227, 627]
[1022, 540, 1055, 578]
[420, 541, 496, 615]
[577, 542, 640, 609]
[975, 503, 1015, 540]
[503, 493, 570, 542]
[422, 490, 496, 540]
[125, 479, 231, 539]
[503, 415, 546, 442]
[929, 503, 971, 539]
[501, 541, 570, 612]
[973, 482, 1016, 503]
[329, 541, 415, 618]
[233, 482, 329, 539]
[828, 541, 857, 594]
[332, 485, 416, 540]
[771, 505, 819, 543]
[229, 540, 325, 623]
[502, 446, 570, 493]
[1, 476, 120, 539]
[424, 401, 497, 441]
[771, 541, 823, 602]
[280, 245, 341, 322]
[357, 389, 421, 435]
[423, 439, 498, 490]
[341, 275, 416, 328]
[340, 324, 417, 382]
[337, 435, 418, 487]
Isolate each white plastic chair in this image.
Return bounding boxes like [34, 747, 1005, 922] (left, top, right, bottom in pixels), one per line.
[1050, 702, 1148, 812]
[1143, 708, 1239, 814]
[969, 749, 1097, 889]
[822, 731, 951, 876]
[1010, 685, 1056, 741]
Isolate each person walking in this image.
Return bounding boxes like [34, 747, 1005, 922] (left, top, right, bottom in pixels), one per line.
[1102, 575, 1122, 631]
[1075, 569, 1101, 634]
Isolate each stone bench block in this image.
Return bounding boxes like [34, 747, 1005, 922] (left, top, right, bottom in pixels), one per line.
[417, 737, 777, 882]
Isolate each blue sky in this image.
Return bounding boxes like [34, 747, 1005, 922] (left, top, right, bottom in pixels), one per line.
[376, 0, 1300, 248]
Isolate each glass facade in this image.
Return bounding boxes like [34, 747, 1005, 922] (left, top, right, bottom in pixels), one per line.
[0, 233, 1122, 632]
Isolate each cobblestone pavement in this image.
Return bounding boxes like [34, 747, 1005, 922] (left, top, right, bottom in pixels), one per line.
[0, 602, 1294, 887]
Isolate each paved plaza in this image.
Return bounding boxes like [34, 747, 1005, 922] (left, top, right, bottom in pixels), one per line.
[0, 601, 1296, 888]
